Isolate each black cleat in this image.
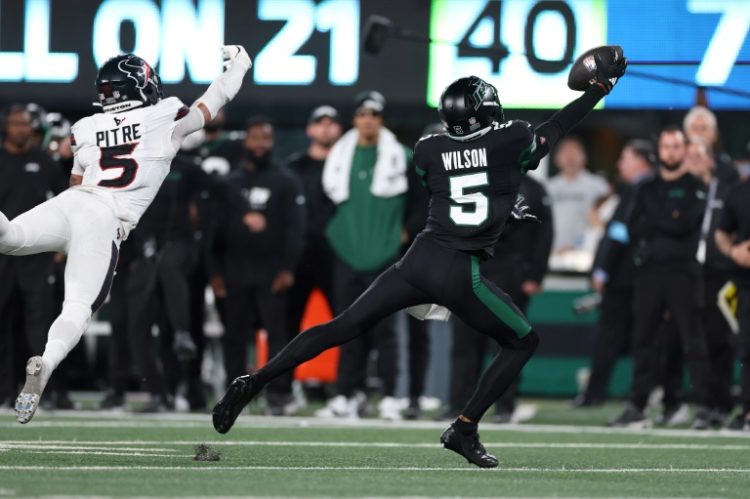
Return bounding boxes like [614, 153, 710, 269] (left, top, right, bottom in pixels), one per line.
[440, 425, 499, 468]
[212, 375, 260, 434]
[570, 393, 604, 408]
[607, 403, 651, 428]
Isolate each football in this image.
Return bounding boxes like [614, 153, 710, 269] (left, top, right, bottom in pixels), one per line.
[567, 45, 624, 91]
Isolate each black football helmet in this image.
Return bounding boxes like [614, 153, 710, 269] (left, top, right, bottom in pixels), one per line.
[438, 76, 503, 140]
[95, 54, 163, 113]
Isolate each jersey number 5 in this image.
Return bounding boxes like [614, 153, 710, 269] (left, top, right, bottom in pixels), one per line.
[449, 172, 489, 226]
[98, 143, 139, 188]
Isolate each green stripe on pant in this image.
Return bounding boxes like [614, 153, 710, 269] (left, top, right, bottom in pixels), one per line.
[470, 256, 532, 338]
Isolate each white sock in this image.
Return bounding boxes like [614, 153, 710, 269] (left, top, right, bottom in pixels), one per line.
[41, 339, 68, 374]
[42, 317, 85, 371]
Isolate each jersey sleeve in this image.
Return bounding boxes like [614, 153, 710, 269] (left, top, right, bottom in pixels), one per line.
[162, 96, 205, 151]
[412, 136, 432, 186]
[70, 117, 90, 153]
[148, 97, 202, 154]
[71, 156, 85, 176]
[507, 120, 548, 173]
[70, 117, 92, 174]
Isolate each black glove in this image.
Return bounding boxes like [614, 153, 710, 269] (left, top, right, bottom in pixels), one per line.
[594, 47, 627, 94]
[510, 194, 540, 224]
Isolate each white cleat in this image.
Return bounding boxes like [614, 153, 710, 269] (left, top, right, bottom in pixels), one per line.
[15, 356, 47, 424]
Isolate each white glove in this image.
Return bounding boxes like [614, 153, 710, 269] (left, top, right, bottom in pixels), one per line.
[221, 45, 252, 72]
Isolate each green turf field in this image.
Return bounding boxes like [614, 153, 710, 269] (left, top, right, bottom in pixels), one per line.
[1, 402, 750, 497]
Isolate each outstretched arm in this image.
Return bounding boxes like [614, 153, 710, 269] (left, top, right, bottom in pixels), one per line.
[172, 45, 252, 148]
[522, 49, 627, 169]
[534, 85, 606, 150]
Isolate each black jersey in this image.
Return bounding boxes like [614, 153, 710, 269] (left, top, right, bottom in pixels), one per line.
[413, 120, 542, 253]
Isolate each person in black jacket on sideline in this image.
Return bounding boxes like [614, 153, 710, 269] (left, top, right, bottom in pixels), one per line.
[0, 106, 66, 407]
[212, 116, 305, 415]
[574, 140, 655, 407]
[286, 106, 342, 349]
[608, 127, 712, 429]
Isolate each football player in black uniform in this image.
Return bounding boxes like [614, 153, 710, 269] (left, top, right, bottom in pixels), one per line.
[213, 54, 627, 468]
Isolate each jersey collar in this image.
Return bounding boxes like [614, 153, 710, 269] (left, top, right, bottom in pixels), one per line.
[447, 123, 496, 143]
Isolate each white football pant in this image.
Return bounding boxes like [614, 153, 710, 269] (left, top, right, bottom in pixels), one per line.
[0, 188, 122, 374]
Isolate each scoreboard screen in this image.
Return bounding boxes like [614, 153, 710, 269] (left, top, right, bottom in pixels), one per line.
[427, 0, 750, 109]
[0, 0, 748, 112]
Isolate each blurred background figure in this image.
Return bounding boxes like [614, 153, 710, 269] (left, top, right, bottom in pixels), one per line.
[212, 116, 305, 416]
[44, 113, 74, 176]
[315, 91, 420, 421]
[286, 106, 342, 358]
[609, 127, 712, 429]
[124, 147, 228, 412]
[715, 174, 750, 431]
[574, 140, 655, 407]
[683, 106, 738, 185]
[684, 138, 736, 425]
[0, 105, 66, 409]
[547, 137, 610, 272]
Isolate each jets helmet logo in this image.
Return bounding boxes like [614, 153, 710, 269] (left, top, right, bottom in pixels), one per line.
[118, 56, 149, 89]
[470, 80, 488, 111]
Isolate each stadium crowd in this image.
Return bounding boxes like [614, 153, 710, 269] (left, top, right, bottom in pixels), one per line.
[1, 93, 749, 431]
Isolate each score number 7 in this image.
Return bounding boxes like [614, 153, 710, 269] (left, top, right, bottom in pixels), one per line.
[689, 0, 750, 86]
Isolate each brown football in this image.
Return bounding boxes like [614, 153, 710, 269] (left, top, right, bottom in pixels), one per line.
[567, 45, 624, 91]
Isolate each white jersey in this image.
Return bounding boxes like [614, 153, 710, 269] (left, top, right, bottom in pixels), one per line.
[70, 97, 189, 237]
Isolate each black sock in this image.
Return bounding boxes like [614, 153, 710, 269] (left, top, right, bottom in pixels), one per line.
[461, 331, 539, 421]
[453, 418, 478, 435]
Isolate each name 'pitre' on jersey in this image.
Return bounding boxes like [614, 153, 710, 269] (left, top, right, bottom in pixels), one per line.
[440, 148, 488, 171]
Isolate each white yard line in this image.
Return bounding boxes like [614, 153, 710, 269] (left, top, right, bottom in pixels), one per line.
[2, 413, 749, 439]
[2, 440, 749, 451]
[15, 450, 186, 458]
[0, 465, 748, 473]
[0, 448, 175, 452]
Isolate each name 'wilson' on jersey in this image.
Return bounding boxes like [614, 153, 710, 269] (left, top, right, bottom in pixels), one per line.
[70, 97, 188, 237]
[413, 120, 540, 253]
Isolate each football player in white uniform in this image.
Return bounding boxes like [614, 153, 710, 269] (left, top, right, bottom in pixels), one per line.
[2, 45, 252, 423]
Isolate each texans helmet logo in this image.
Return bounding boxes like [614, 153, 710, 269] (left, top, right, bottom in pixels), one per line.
[118, 56, 149, 89]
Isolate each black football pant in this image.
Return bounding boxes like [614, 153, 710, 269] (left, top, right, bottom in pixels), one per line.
[184, 254, 210, 408]
[254, 235, 539, 422]
[127, 240, 196, 397]
[659, 317, 685, 410]
[287, 239, 335, 336]
[658, 273, 736, 412]
[332, 257, 399, 397]
[702, 271, 735, 413]
[224, 283, 291, 396]
[738, 285, 750, 415]
[584, 286, 633, 402]
[449, 259, 528, 415]
[630, 268, 711, 410]
[107, 253, 132, 395]
[407, 315, 430, 401]
[0, 255, 58, 401]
